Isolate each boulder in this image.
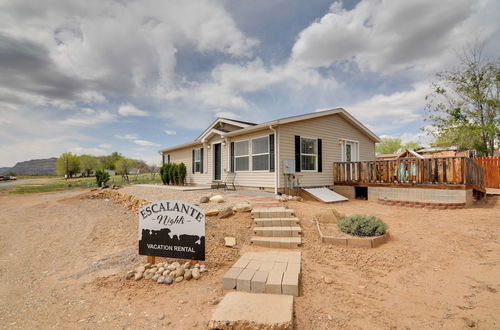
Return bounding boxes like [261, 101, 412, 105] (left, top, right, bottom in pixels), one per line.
[233, 203, 252, 212]
[206, 209, 220, 216]
[224, 237, 236, 247]
[219, 207, 234, 219]
[192, 268, 201, 280]
[210, 195, 225, 203]
[199, 196, 210, 203]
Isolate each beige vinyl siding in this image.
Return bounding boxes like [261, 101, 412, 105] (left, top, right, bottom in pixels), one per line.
[167, 143, 210, 185]
[227, 129, 275, 188]
[278, 114, 376, 188]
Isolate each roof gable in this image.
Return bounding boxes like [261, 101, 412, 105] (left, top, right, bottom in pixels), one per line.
[195, 118, 256, 142]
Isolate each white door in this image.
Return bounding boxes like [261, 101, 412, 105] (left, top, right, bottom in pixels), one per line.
[344, 141, 358, 162]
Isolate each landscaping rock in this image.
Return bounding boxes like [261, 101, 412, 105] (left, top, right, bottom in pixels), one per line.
[183, 261, 191, 269]
[164, 277, 173, 284]
[192, 268, 201, 280]
[175, 268, 185, 277]
[199, 196, 210, 203]
[225, 237, 236, 247]
[175, 276, 184, 283]
[162, 270, 170, 276]
[157, 276, 165, 283]
[125, 271, 135, 280]
[134, 272, 143, 281]
[184, 269, 192, 280]
[136, 266, 146, 273]
[219, 207, 234, 219]
[234, 203, 252, 212]
[152, 274, 160, 281]
[144, 273, 154, 280]
[293, 196, 303, 202]
[210, 195, 225, 203]
[206, 209, 220, 216]
[324, 277, 333, 284]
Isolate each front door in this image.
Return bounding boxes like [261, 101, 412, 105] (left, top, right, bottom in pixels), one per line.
[213, 143, 222, 180]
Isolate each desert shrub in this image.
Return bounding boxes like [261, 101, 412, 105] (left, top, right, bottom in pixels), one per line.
[168, 163, 176, 184]
[95, 170, 110, 187]
[338, 215, 387, 236]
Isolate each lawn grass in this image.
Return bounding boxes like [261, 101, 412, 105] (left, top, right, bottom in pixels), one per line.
[8, 173, 162, 194]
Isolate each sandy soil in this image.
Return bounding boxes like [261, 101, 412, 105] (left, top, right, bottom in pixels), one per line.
[0, 188, 498, 329]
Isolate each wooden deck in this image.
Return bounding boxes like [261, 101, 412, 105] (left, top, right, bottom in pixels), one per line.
[333, 157, 485, 191]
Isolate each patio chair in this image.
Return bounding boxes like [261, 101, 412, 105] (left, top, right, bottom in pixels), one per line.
[217, 172, 236, 191]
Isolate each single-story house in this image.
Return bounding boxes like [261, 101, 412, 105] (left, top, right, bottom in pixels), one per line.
[159, 108, 380, 193]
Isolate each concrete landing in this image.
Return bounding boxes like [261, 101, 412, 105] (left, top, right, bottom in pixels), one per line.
[209, 292, 293, 330]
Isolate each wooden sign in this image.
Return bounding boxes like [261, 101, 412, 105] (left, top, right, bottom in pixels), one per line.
[138, 200, 205, 260]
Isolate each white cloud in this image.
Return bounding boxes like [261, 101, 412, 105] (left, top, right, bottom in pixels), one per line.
[118, 104, 149, 117]
[165, 58, 338, 110]
[291, 0, 499, 74]
[69, 146, 107, 156]
[348, 82, 430, 129]
[164, 130, 176, 135]
[0, 119, 11, 125]
[134, 139, 161, 147]
[98, 143, 112, 149]
[57, 110, 117, 127]
[380, 128, 435, 147]
[114, 134, 138, 140]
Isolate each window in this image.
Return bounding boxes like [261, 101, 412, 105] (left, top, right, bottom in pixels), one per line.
[252, 136, 269, 171]
[194, 149, 201, 172]
[300, 137, 317, 171]
[234, 140, 249, 171]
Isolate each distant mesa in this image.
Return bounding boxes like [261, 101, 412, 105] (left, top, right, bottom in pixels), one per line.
[0, 158, 57, 175]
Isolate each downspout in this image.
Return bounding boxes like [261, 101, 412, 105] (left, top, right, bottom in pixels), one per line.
[270, 125, 278, 195]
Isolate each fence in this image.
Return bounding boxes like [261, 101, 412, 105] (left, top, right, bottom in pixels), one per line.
[333, 157, 484, 189]
[472, 156, 500, 188]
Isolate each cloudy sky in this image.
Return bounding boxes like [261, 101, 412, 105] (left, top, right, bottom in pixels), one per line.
[0, 0, 498, 166]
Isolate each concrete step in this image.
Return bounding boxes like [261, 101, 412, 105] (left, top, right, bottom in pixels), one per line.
[251, 236, 302, 248]
[254, 217, 300, 227]
[251, 207, 294, 218]
[253, 226, 302, 237]
[209, 292, 294, 329]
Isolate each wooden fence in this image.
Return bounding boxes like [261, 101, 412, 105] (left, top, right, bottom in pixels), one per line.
[472, 156, 500, 188]
[333, 157, 484, 189]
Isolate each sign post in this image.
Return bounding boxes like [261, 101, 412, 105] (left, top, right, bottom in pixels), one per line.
[138, 200, 205, 263]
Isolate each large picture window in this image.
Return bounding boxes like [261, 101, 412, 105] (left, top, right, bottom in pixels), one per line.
[252, 136, 269, 171]
[300, 137, 317, 171]
[234, 140, 249, 171]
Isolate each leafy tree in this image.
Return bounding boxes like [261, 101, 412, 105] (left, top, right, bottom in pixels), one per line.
[115, 158, 136, 182]
[402, 141, 422, 150]
[99, 152, 124, 170]
[376, 138, 403, 154]
[425, 43, 499, 156]
[79, 155, 98, 177]
[56, 152, 81, 178]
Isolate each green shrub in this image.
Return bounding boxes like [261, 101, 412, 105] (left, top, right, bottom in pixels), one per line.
[95, 170, 110, 187]
[160, 163, 172, 185]
[177, 163, 187, 185]
[168, 163, 176, 184]
[338, 215, 387, 237]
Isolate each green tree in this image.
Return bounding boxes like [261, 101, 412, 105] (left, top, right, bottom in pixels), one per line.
[99, 152, 124, 170]
[56, 152, 81, 178]
[376, 138, 403, 154]
[402, 141, 422, 150]
[79, 155, 98, 177]
[425, 43, 499, 156]
[115, 158, 136, 182]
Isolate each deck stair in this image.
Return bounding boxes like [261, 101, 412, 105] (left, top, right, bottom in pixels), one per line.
[250, 207, 302, 248]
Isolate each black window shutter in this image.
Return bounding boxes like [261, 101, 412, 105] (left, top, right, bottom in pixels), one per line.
[318, 139, 322, 172]
[162, 154, 165, 164]
[230, 142, 235, 172]
[295, 135, 301, 172]
[200, 148, 204, 173]
[192, 149, 195, 174]
[168, 154, 170, 163]
[269, 134, 275, 172]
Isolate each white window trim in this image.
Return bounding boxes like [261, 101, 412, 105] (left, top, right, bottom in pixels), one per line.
[340, 139, 360, 162]
[251, 135, 270, 172]
[300, 137, 318, 172]
[194, 148, 202, 173]
[233, 139, 250, 172]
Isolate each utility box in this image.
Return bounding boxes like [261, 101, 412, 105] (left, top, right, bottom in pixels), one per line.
[282, 160, 295, 174]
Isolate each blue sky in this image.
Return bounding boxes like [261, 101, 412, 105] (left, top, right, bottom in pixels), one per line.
[0, 0, 498, 166]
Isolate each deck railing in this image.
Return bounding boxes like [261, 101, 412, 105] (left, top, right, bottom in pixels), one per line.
[333, 157, 484, 189]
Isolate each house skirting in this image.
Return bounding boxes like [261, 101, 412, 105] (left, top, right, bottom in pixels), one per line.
[332, 185, 474, 207]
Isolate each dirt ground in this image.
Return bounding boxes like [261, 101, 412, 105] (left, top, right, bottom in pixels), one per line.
[0, 189, 499, 329]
